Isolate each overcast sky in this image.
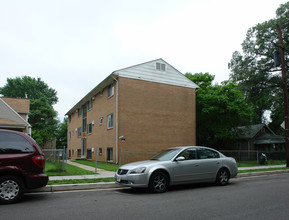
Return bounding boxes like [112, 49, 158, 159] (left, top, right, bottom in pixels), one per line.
[0, 0, 287, 121]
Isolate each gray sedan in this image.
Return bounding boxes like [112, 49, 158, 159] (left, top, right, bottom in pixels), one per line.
[115, 146, 238, 193]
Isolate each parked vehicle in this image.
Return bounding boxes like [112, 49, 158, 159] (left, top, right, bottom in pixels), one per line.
[115, 146, 238, 193]
[0, 129, 48, 204]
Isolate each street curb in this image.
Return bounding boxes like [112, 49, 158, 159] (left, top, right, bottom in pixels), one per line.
[27, 170, 289, 193]
[27, 182, 124, 193]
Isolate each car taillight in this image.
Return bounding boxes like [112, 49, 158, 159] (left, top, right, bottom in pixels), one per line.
[32, 155, 46, 168]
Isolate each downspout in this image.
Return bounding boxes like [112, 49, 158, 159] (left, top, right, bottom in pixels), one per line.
[111, 75, 119, 164]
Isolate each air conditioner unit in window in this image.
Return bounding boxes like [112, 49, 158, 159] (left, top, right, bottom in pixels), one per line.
[91, 120, 95, 125]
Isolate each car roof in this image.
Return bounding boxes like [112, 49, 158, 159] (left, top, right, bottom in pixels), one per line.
[167, 146, 217, 151]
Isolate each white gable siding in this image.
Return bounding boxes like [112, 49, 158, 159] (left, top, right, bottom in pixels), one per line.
[0, 98, 31, 126]
[113, 59, 199, 89]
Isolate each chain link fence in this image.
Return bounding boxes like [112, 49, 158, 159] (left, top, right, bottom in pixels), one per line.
[42, 147, 67, 172]
[119, 150, 286, 165]
[220, 150, 286, 164]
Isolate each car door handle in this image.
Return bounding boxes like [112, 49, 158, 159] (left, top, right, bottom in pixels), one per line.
[195, 164, 199, 167]
[216, 162, 220, 164]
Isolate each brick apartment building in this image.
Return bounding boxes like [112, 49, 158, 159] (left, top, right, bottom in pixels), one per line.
[66, 59, 199, 164]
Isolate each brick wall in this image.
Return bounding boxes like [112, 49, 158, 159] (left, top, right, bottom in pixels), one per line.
[67, 77, 197, 165]
[118, 77, 196, 164]
[67, 82, 116, 162]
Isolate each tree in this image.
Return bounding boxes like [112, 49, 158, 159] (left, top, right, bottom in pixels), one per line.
[186, 73, 253, 149]
[56, 117, 68, 149]
[228, 2, 289, 132]
[0, 76, 59, 146]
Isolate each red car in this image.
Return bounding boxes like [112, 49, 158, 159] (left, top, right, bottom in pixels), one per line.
[0, 129, 48, 204]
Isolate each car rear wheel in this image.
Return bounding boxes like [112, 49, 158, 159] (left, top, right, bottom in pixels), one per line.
[216, 168, 230, 186]
[149, 171, 169, 193]
[0, 175, 24, 204]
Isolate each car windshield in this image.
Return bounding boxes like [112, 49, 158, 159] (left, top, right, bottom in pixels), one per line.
[150, 149, 180, 161]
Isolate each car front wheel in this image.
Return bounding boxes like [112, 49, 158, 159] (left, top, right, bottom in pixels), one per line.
[0, 175, 24, 204]
[216, 168, 230, 186]
[149, 171, 169, 193]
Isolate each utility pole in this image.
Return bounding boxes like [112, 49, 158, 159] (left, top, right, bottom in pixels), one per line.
[277, 22, 289, 168]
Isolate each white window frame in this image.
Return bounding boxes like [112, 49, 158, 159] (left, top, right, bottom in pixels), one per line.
[108, 83, 114, 98]
[87, 123, 92, 134]
[107, 114, 113, 129]
[156, 62, 166, 71]
[87, 99, 93, 110]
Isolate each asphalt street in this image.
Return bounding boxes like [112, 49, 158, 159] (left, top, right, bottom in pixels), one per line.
[2, 173, 289, 220]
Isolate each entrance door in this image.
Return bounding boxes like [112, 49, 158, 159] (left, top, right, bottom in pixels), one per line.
[87, 149, 92, 159]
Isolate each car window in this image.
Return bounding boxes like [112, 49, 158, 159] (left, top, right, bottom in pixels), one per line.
[151, 149, 180, 161]
[0, 132, 35, 154]
[198, 148, 219, 159]
[177, 148, 197, 160]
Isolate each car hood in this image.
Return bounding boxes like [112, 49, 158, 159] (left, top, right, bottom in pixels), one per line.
[119, 160, 163, 170]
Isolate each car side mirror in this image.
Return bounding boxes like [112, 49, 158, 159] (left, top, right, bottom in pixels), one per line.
[175, 156, 185, 161]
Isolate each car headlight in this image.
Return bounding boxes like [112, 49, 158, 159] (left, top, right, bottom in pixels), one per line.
[129, 167, 146, 174]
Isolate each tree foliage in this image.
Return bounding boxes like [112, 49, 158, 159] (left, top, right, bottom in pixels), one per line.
[56, 117, 68, 149]
[228, 2, 289, 133]
[0, 76, 59, 146]
[186, 73, 253, 149]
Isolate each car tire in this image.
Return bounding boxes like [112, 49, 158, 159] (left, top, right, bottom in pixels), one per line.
[149, 171, 169, 193]
[0, 175, 24, 204]
[216, 168, 230, 186]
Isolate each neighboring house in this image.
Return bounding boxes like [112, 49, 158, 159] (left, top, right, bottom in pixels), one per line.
[66, 58, 199, 164]
[236, 124, 285, 152]
[0, 97, 31, 134]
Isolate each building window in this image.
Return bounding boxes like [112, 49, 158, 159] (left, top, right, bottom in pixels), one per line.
[77, 149, 81, 157]
[87, 123, 92, 134]
[99, 148, 102, 156]
[82, 138, 86, 157]
[88, 99, 93, 110]
[82, 118, 87, 132]
[78, 127, 81, 137]
[108, 83, 114, 98]
[78, 108, 82, 117]
[156, 62, 166, 71]
[68, 115, 71, 122]
[69, 131, 71, 140]
[100, 90, 103, 96]
[107, 114, 113, 129]
[107, 148, 113, 161]
[82, 104, 87, 133]
[99, 117, 103, 125]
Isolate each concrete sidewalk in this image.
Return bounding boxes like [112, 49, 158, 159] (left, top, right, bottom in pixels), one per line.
[238, 164, 286, 170]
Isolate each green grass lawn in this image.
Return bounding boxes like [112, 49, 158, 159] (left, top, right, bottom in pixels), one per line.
[45, 161, 95, 176]
[71, 160, 119, 172]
